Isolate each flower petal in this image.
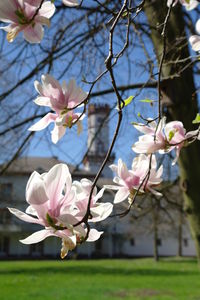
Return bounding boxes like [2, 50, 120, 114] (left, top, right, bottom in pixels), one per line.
[63, 0, 79, 6]
[38, 1, 56, 18]
[51, 124, 66, 144]
[114, 187, 129, 204]
[23, 23, 44, 44]
[90, 202, 113, 222]
[20, 229, 54, 244]
[87, 229, 103, 242]
[8, 207, 42, 225]
[44, 163, 72, 209]
[34, 96, 51, 107]
[28, 113, 57, 131]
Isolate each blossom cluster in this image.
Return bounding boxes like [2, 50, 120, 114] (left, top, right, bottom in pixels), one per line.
[132, 117, 200, 165]
[9, 164, 113, 258]
[105, 155, 163, 203]
[167, 0, 200, 52]
[0, 0, 79, 43]
[29, 74, 87, 144]
[167, 0, 199, 10]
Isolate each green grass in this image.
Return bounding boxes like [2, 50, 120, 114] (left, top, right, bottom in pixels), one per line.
[0, 258, 199, 300]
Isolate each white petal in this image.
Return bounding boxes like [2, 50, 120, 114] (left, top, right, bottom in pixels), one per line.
[63, 0, 79, 6]
[34, 96, 51, 107]
[39, 1, 56, 18]
[114, 187, 129, 204]
[94, 188, 105, 202]
[90, 202, 113, 222]
[189, 35, 200, 52]
[25, 205, 38, 217]
[104, 184, 120, 191]
[28, 113, 57, 131]
[20, 229, 54, 244]
[196, 19, 200, 35]
[44, 163, 72, 207]
[87, 229, 103, 242]
[8, 208, 42, 225]
[51, 124, 66, 144]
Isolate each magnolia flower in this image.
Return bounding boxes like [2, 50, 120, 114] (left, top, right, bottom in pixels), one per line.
[29, 74, 87, 143]
[132, 118, 166, 154]
[167, 0, 199, 10]
[63, 0, 79, 6]
[132, 118, 196, 165]
[189, 19, 200, 52]
[0, 0, 55, 43]
[104, 154, 163, 204]
[8, 164, 103, 258]
[72, 178, 113, 222]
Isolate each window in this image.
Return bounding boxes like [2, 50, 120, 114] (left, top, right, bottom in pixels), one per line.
[95, 238, 102, 251]
[183, 238, 188, 247]
[0, 183, 12, 200]
[0, 236, 10, 254]
[130, 238, 135, 246]
[30, 242, 43, 256]
[156, 238, 162, 246]
[0, 209, 11, 224]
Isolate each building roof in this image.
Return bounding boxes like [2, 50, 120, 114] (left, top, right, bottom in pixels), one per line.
[1, 157, 115, 189]
[2, 156, 75, 175]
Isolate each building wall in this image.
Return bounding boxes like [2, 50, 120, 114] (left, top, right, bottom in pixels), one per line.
[0, 169, 197, 259]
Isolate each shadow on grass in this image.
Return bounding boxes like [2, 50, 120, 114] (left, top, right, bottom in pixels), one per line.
[0, 265, 198, 277]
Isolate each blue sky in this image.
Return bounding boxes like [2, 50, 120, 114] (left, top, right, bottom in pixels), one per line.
[0, 1, 199, 182]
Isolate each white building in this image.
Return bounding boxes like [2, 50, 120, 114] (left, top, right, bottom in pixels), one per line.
[0, 105, 196, 258]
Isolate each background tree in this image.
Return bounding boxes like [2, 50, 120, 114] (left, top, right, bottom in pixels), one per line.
[0, 1, 200, 260]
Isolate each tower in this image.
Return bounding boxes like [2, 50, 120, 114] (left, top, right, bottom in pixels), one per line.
[84, 104, 114, 178]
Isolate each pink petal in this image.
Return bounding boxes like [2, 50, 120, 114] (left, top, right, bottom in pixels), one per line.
[41, 74, 62, 93]
[118, 159, 129, 181]
[134, 123, 155, 135]
[44, 164, 72, 210]
[8, 207, 42, 225]
[23, 23, 44, 43]
[26, 171, 49, 206]
[28, 113, 57, 131]
[0, 0, 18, 23]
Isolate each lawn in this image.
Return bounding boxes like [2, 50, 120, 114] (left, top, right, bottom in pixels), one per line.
[0, 258, 199, 300]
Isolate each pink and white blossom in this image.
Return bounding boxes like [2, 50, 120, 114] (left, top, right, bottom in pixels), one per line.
[189, 19, 200, 52]
[8, 164, 105, 258]
[62, 0, 79, 6]
[167, 0, 199, 10]
[132, 118, 197, 165]
[29, 74, 87, 143]
[104, 154, 163, 204]
[72, 178, 113, 222]
[0, 0, 55, 43]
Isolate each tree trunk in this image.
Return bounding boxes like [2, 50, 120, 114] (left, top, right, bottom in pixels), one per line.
[177, 208, 183, 257]
[151, 199, 159, 262]
[144, 0, 200, 263]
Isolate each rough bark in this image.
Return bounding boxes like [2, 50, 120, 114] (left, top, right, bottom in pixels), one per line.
[144, 0, 200, 262]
